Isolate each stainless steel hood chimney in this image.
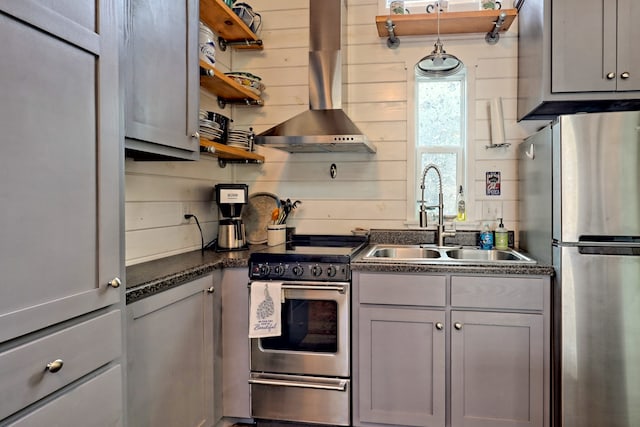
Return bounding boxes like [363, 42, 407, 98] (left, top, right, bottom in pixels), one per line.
[254, 0, 376, 153]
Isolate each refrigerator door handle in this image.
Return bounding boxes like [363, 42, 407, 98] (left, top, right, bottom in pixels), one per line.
[525, 142, 535, 159]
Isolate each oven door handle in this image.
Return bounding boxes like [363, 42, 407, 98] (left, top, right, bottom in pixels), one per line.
[249, 377, 348, 392]
[249, 283, 347, 294]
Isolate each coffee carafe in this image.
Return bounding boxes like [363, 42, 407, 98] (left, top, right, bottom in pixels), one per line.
[214, 183, 248, 250]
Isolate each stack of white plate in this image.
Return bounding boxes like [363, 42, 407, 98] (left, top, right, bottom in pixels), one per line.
[199, 118, 224, 142]
[226, 129, 253, 150]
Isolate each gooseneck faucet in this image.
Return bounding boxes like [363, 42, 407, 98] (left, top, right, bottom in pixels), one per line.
[419, 164, 456, 247]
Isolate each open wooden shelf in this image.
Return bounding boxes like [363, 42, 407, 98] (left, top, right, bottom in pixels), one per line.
[200, 139, 265, 163]
[199, 60, 263, 106]
[376, 8, 517, 37]
[199, 0, 263, 50]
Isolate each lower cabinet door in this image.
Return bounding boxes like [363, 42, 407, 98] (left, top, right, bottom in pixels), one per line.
[126, 276, 213, 427]
[6, 365, 123, 427]
[450, 311, 544, 427]
[358, 306, 446, 427]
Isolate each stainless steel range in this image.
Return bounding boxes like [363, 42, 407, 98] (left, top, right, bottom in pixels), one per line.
[248, 234, 367, 426]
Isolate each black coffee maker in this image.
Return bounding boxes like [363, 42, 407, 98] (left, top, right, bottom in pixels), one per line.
[214, 183, 248, 250]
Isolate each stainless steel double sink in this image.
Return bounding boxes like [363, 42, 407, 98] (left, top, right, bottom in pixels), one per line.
[361, 245, 537, 264]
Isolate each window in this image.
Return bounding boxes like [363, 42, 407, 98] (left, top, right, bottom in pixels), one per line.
[415, 69, 467, 218]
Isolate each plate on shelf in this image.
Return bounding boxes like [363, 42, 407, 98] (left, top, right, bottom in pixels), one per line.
[242, 192, 280, 244]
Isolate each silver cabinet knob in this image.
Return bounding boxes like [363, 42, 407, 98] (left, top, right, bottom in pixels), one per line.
[46, 359, 64, 373]
[621, 71, 630, 79]
[108, 277, 121, 288]
[435, 322, 444, 330]
[454, 322, 463, 330]
[207, 286, 215, 294]
[606, 72, 616, 80]
[192, 131, 200, 139]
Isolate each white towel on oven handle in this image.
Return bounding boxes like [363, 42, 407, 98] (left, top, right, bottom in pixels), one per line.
[249, 281, 282, 338]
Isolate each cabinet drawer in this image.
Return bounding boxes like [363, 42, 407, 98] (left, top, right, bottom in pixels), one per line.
[0, 310, 122, 420]
[359, 273, 446, 307]
[6, 365, 123, 427]
[451, 276, 545, 310]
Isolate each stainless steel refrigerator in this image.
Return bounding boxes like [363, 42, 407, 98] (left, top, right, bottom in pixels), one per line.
[519, 111, 640, 427]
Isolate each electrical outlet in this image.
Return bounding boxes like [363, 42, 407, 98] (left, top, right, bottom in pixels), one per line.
[181, 203, 191, 224]
[483, 201, 503, 221]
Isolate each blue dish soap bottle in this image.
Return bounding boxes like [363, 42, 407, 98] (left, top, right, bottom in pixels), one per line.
[480, 223, 494, 250]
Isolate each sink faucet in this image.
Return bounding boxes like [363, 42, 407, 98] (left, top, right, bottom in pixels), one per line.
[419, 164, 456, 247]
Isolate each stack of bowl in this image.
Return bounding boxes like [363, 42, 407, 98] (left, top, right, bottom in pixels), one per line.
[224, 72, 265, 96]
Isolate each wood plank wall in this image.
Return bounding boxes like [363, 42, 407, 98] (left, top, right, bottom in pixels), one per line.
[125, 0, 547, 265]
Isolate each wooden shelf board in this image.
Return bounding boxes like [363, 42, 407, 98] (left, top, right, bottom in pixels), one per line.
[199, 61, 262, 103]
[200, 139, 264, 162]
[376, 9, 517, 37]
[200, 0, 262, 49]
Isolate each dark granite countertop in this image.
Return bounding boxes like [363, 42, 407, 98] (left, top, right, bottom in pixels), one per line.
[125, 246, 263, 304]
[125, 229, 553, 304]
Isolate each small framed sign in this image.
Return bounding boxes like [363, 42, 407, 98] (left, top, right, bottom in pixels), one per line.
[486, 171, 501, 196]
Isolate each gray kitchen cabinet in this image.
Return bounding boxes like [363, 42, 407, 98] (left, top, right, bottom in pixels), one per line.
[358, 306, 446, 427]
[449, 275, 547, 427]
[450, 311, 544, 427]
[354, 273, 447, 427]
[518, 0, 640, 120]
[0, 0, 123, 424]
[353, 272, 550, 427]
[127, 274, 219, 427]
[120, 0, 200, 160]
[4, 365, 123, 427]
[220, 268, 252, 419]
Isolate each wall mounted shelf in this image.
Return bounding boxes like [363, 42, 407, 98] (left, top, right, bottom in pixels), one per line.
[200, 0, 263, 51]
[376, 9, 517, 47]
[200, 139, 264, 166]
[199, 61, 264, 108]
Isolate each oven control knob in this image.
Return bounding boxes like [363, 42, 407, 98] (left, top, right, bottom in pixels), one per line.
[311, 265, 323, 277]
[273, 264, 285, 276]
[326, 266, 337, 277]
[259, 265, 270, 276]
[292, 265, 304, 276]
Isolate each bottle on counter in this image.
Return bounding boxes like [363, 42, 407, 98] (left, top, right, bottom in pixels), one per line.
[495, 218, 509, 250]
[456, 185, 466, 221]
[480, 223, 494, 250]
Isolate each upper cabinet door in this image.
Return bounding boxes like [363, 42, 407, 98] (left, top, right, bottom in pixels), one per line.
[0, 0, 121, 342]
[551, 0, 617, 93]
[616, 0, 640, 91]
[552, 0, 640, 93]
[122, 0, 200, 160]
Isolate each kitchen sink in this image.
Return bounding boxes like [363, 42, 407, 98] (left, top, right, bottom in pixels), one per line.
[445, 248, 530, 261]
[366, 247, 441, 259]
[361, 245, 536, 264]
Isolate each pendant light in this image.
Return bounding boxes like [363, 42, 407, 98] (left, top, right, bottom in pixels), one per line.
[415, 1, 463, 77]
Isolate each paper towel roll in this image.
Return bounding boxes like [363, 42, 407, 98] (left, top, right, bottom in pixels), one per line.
[490, 97, 506, 146]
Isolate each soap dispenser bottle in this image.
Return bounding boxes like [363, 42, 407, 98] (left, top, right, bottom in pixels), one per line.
[495, 218, 509, 250]
[480, 223, 494, 250]
[456, 185, 466, 221]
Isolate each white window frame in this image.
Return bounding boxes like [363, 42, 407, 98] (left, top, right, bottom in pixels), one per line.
[412, 69, 468, 221]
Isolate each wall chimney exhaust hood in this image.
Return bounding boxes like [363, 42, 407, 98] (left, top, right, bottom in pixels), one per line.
[254, 0, 376, 154]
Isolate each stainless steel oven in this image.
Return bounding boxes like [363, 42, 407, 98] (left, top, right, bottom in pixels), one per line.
[250, 280, 349, 377]
[249, 281, 350, 426]
[248, 234, 366, 426]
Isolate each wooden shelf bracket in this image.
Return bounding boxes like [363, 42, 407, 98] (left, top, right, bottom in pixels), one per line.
[485, 11, 507, 45]
[384, 18, 400, 49]
[218, 37, 263, 51]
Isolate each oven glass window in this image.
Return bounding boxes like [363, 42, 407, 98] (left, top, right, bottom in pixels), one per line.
[261, 299, 338, 352]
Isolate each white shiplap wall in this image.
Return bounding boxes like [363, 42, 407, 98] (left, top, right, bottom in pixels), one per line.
[125, 0, 548, 265]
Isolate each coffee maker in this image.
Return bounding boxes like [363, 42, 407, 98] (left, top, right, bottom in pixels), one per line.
[214, 183, 248, 250]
